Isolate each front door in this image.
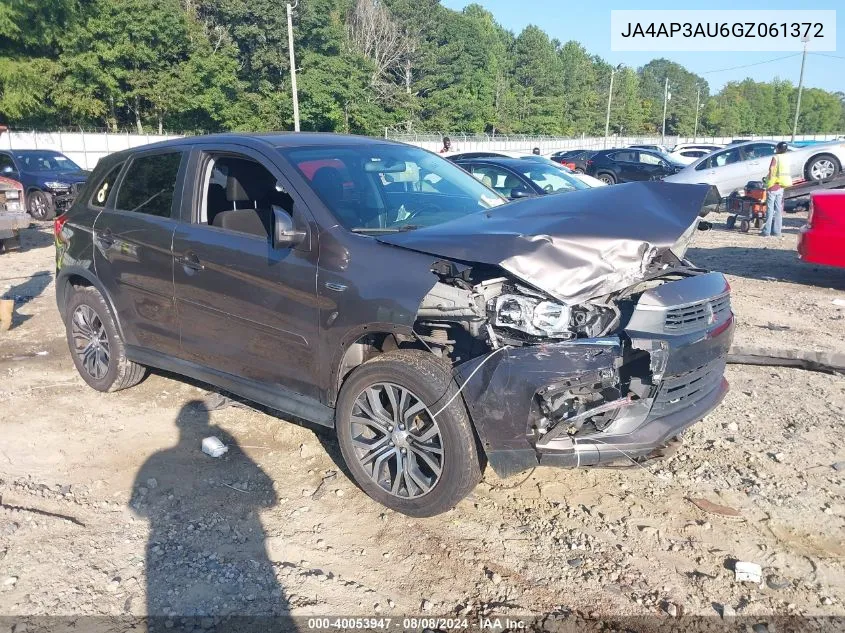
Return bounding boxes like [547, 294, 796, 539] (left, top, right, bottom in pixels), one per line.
[173, 146, 321, 399]
[92, 150, 186, 356]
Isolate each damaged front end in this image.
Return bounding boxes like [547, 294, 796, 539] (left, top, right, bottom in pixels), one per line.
[395, 183, 733, 478]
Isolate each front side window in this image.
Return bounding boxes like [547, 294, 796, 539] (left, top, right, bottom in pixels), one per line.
[465, 164, 521, 197]
[116, 152, 182, 218]
[90, 163, 124, 208]
[639, 152, 662, 165]
[282, 145, 505, 233]
[199, 154, 290, 241]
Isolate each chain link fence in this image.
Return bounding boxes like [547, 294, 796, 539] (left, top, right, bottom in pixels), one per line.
[384, 130, 845, 154]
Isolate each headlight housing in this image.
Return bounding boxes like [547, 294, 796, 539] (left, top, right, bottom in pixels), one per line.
[493, 294, 573, 338]
[4, 189, 19, 200]
[44, 181, 71, 191]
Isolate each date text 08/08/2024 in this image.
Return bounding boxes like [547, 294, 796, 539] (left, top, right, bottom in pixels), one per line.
[306, 617, 528, 630]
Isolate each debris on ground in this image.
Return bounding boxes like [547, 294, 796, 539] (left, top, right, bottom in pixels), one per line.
[734, 561, 764, 584]
[201, 436, 228, 458]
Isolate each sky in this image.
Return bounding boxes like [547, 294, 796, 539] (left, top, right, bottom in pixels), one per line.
[440, 0, 844, 94]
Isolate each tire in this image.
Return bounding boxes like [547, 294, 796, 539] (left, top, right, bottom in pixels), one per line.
[27, 190, 56, 221]
[804, 154, 840, 182]
[574, 168, 585, 174]
[335, 350, 481, 517]
[597, 172, 616, 185]
[740, 219, 750, 233]
[65, 286, 147, 392]
[725, 215, 736, 230]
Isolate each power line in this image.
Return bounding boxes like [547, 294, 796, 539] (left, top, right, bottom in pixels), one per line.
[701, 53, 801, 74]
[809, 52, 845, 60]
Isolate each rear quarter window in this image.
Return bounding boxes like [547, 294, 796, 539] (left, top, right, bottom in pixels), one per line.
[90, 162, 124, 208]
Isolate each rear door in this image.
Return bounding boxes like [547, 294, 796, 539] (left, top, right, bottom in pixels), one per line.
[693, 146, 745, 196]
[93, 149, 186, 356]
[610, 150, 639, 182]
[172, 144, 321, 399]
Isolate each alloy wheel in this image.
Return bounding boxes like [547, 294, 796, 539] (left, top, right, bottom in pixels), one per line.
[350, 383, 443, 499]
[810, 159, 835, 180]
[71, 305, 110, 380]
[28, 192, 49, 219]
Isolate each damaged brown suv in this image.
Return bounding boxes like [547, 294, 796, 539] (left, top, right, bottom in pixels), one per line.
[55, 133, 733, 516]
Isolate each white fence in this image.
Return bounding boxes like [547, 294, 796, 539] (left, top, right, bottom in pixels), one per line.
[3, 129, 842, 170]
[386, 132, 845, 154]
[1, 130, 184, 170]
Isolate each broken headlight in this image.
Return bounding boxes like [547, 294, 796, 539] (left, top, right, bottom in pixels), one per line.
[493, 294, 573, 338]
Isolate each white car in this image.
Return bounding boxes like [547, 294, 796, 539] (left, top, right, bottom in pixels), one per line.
[663, 140, 845, 197]
[668, 143, 723, 165]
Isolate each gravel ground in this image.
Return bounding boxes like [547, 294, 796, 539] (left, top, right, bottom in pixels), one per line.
[1, 218, 844, 631]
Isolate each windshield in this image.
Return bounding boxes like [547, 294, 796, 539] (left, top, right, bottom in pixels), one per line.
[281, 145, 506, 233]
[13, 151, 81, 172]
[518, 163, 590, 193]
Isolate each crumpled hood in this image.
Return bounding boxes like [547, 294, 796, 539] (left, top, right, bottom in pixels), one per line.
[377, 181, 718, 304]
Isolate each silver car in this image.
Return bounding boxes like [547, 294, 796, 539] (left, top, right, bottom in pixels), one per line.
[663, 140, 845, 197]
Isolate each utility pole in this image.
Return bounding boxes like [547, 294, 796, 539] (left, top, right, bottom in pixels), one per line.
[693, 86, 701, 142]
[604, 64, 623, 149]
[286, 1, 300, 132]
[661, 77, 670, 146]
[791, 35, 810, 142]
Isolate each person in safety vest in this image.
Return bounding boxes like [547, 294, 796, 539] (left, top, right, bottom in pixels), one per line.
[762, 141, 791, 237]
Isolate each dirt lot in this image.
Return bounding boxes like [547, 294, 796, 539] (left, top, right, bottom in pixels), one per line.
[1, 214, 844, 631]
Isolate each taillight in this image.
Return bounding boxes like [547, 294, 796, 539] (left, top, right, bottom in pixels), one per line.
[54, 214, 69, 238]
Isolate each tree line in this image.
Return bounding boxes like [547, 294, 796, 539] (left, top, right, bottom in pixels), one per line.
[1, 0, 843, 137]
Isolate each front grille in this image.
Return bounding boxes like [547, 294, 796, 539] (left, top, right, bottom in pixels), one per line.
[651, 358, 726, 417]
[664, 293, 731, 333]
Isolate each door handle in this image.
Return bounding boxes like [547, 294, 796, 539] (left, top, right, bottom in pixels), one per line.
[177, 252, 205, 271]
[97, 228, 114, 248]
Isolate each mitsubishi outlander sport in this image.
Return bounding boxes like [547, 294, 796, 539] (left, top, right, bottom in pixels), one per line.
[55, 133, 733, 517]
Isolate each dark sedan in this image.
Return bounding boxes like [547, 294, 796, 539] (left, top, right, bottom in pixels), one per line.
[585, 148, 685, 184]
[550, 149, 595, 173]
[454, 157, 592, 200]
[0, 149, 89, 220]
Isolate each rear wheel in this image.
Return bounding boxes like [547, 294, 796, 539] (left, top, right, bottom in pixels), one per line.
[805, 154, 840, 182]
[725, 215, 737, 230]
[335, 350, 481, 517]
[597, 172, 616, 185]
[27, 190, 55, 221]
[740, 219, 750, 233]
[65, 286, 147, 392]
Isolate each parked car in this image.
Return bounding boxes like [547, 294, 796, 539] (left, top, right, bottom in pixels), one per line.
[55, 133, 733, 516]
[664, 140, 845, 197]
[668, 144, 722, 165]
[585, 148, 685, 184]
[0, 176, 28, 253]
[449, 152, 603, 188]
[0, 149, 89, 220]
[798, 190, 845, 268]
[550, 149, 595, 173]
[454, 157, 593, 199]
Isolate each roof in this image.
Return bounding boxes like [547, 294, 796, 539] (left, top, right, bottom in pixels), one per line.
[452, 156, 541, 169]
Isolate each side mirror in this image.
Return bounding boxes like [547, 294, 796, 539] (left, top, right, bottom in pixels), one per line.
[273, 206, 306, 249]
[510, 187, 533, 200]
[1, 165, 14, 175]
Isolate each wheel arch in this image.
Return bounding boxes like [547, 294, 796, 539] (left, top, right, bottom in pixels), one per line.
[56, 267, 125, 340]
[329, 323, 418, 407]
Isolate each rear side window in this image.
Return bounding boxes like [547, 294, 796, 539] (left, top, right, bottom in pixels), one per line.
[612, 151, 636, 162]
[116, 152, 182, 217]
[90, 162, 124, 208]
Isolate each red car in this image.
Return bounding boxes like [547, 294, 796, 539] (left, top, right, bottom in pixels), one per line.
[798, 190, 845, 268]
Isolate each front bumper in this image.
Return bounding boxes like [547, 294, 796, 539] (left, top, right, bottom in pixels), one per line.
[456, 272, 734, 478]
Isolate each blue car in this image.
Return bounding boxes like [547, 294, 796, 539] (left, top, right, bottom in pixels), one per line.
[0, 149, 90, 220]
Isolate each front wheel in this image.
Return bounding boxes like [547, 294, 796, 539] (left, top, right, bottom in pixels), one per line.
[335, 350, 481, 517]
[27, 190, 56, 221]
